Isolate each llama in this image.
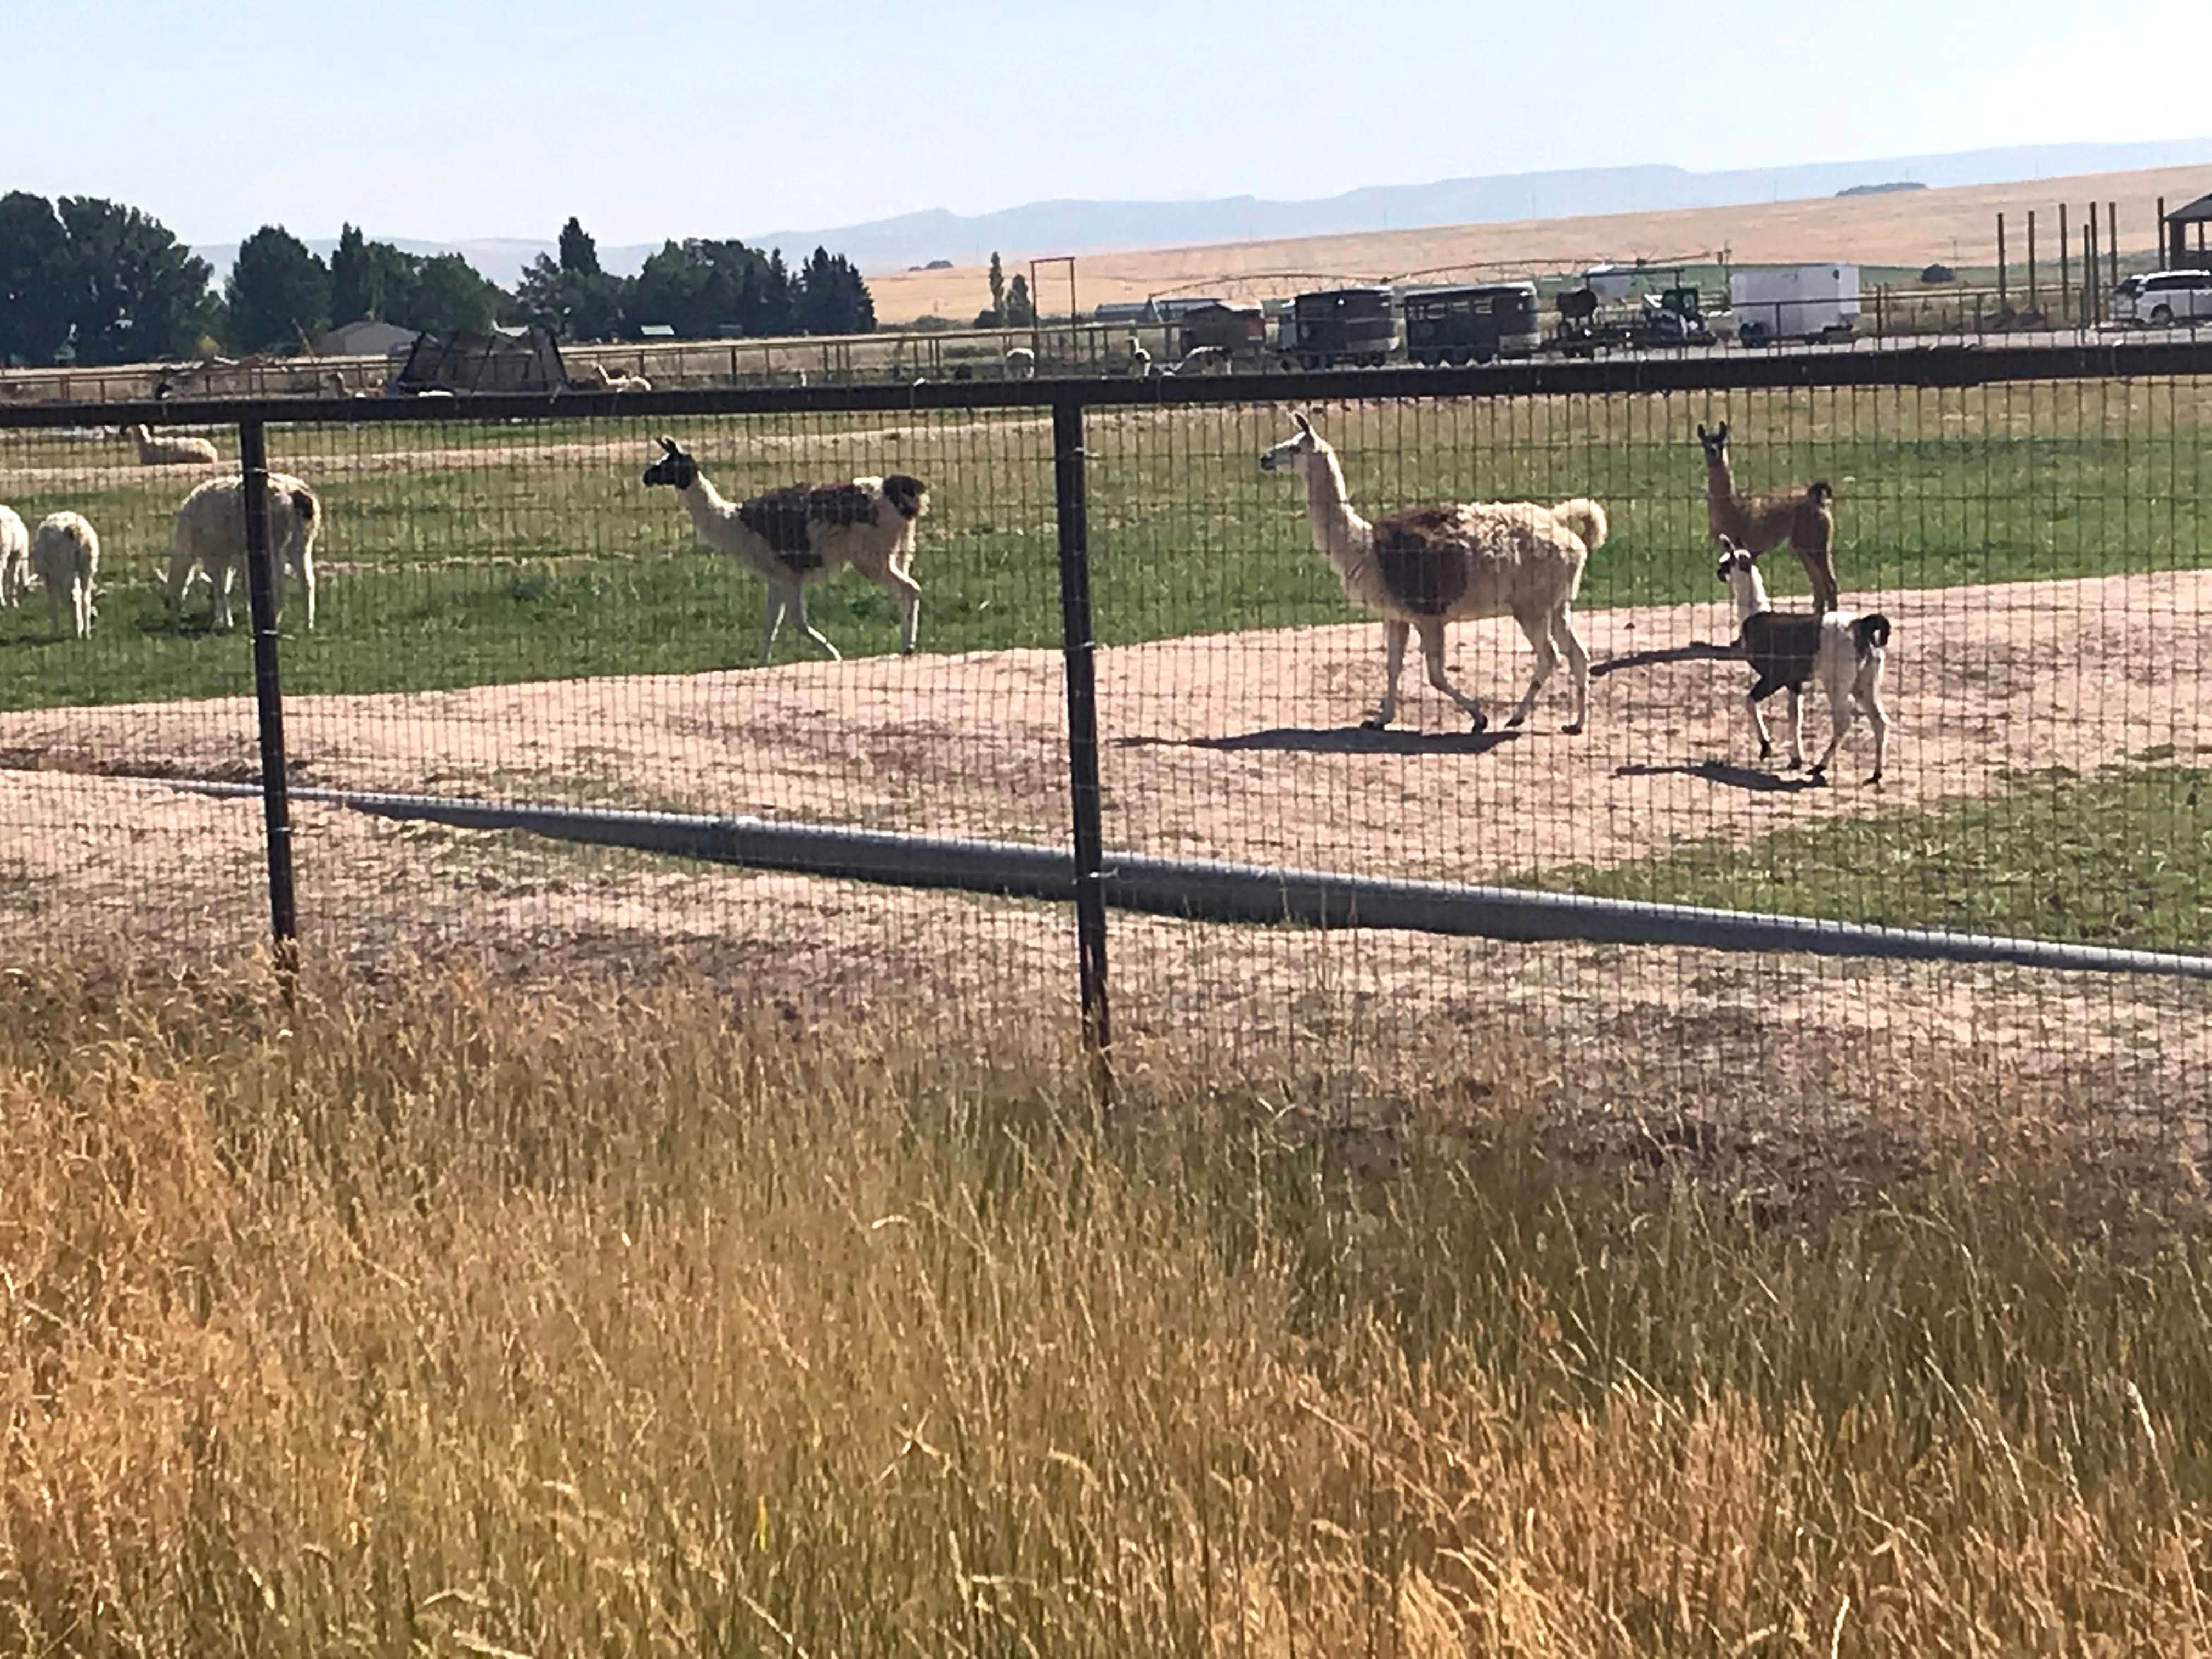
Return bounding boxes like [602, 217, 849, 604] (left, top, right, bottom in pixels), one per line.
[1259, 411, 1608, 733]
[1004, 346, 1037, 379]
[0, 506, 27, 607]
[124, 423, 221, 466]
[1716, 538, 1890, 783]
[640, 435, 927, 663]
[30, 512, 98, 639]
[1696, 421, 1839, 615]
[164, 473, 323, 631]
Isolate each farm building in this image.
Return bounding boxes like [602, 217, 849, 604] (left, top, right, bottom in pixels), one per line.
[312, 319, 419, 357]
[2164, 190, 2212, 270]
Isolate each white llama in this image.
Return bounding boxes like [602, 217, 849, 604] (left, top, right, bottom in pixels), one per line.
[1259, 411, 1608, 732]
[30, 512, 99, 639]
[0, 506, 28, 607]
[640, 436, 927, 663]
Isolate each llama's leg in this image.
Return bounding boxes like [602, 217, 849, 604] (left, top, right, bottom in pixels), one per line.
[163, 543, 196, 623]
[1364, 619, 1409, 729]
[1743, 689, 1774, 759]
[1808, 689, 1856, 779]
[211, 562, 235, 631]
[1553, 604, 1592, 734]
[1504, 605, 1560, 730]
[760, 586, 789, 664]
[75, 580, 92, 639]
[1417, 617, 1488, 732]
[791, 586, 842, 661]
[1785, 687, 1806, 769]
[878, 565, 922, 655]
[47, 580, 65, 639]
[1859, 663, 1889, 783]
[1798, 541, 1840, 617]
[297, 549, 317, 632]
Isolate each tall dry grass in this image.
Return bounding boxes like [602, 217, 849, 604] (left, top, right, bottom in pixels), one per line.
[1, 957, 2209, 1655]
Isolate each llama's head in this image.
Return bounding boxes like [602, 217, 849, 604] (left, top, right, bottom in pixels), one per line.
[1696, 420, 1730, 465]
[1259, 411, 1328, 478]
[641, 435, 698, 490]
[1715, 537, 1769, 614]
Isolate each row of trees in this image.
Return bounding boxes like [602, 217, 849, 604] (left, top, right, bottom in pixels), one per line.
[1, 199, 881, 367]
[512, 219, 876, 342]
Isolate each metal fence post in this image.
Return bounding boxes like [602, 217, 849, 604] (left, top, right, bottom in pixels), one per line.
[239, 419, 300, 985]
[1052, 392, 1112, 1086]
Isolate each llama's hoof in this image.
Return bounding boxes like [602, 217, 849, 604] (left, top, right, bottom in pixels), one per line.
[1785, 758, 1803, 772]
[1361, 714, 1393, 731]
[1505, 710, 1527, 729]
[1468, 710, 1489, 734]
[1866, 770, 1883, 786]
[1561, 720, 1584, 736]
[1757, 742, 1773, 760]
[1807, 767, 1829, 787]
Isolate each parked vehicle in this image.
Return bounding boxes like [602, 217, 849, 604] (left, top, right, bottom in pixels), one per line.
[1730, 264, 1860, 346]
[1280, 287, 1396, 369]
[2112, 269, 2212, 325]
[1175, 302, 1268, 365]
[1401, 283, 1543, 364]
[1544, 282, 1711, 357]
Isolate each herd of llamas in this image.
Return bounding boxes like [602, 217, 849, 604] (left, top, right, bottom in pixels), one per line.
[0, 412, 1893, 783]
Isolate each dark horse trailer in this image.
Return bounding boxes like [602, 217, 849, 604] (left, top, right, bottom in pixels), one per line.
[1281, 287, 1396, 368]
[1402, 283, 1544, 365]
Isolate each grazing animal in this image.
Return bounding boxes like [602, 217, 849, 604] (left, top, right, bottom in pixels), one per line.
[164, 473, 323, 631]
[640, 435, 927, 663]
[30, 511, 99, 639]
[1717, 538, 1890, 783]
[124, 423, 221, 466]
[1259, 410, 1608, 732]
[1696, 420, 1839, 614]
[1003, 346, 1037, 379]
[0, 505, 28, 607]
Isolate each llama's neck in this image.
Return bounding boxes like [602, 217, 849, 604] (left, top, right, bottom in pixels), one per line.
[678, 471, 738, 539]
[1300, 447, 1371, 570]
[1705, 454, 1736, 503]
[1727, 568, 1772, 626]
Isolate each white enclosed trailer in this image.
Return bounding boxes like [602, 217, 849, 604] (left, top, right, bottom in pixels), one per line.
[1729, 264, 1860, 345]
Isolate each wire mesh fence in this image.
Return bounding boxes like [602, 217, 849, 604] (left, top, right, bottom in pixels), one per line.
[2, 347, 2207, 1135]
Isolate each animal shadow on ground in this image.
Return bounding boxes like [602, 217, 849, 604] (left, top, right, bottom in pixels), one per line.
[1116, 726, 1523, 757]
[1590, 639, 1740, 678]
[1616, 759, 1819, 794]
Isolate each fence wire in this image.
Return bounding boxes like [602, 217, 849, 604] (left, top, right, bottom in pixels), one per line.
[2, 357, 2207, 1131]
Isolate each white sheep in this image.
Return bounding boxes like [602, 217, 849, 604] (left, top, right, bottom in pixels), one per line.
[1004, 346, 1037, 379]
[640, 435, 926, 663]
[164, 473, 323, 631]
[1716, 539, 1890, 783]
[0, 505, 28, 607]
[1260, 411, 1607, 732]
[124, 422, 221, 466]
[30, 512, 98, 639]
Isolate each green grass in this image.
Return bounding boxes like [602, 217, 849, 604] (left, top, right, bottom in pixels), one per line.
[1527, 763, 2212, 953]
[2, 383, 2207, 709]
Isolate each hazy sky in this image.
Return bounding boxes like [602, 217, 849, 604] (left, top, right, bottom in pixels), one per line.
[11, 0, 2204, 246]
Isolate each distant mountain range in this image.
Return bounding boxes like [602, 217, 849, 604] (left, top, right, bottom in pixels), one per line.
[190, 138, 2212, 286]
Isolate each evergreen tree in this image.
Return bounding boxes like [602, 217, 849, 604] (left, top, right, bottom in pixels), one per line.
[328, 223, 379, 324]
[388, 252, 506, 335]
[558, 216, 600, 276]
[1003, 273, 1035, 328]
[0, 191, 76, 364]
[988, 251, 1006, 320]
[224, 225, 329, 352]
[57, 196, 215, 364]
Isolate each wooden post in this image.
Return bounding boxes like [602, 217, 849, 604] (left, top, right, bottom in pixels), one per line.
[2107, 201, 2119, 294]
[2027, 209, 2038, 312]
[2059, 204, 2070, 324]
[1996, 212, 2007, 308]
[2082, 221, 2096, 326]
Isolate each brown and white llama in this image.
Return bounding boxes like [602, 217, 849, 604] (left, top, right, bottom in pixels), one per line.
[641, 435, 927, 663]
[1696, 420, 1839, 615]
[1259, 411, 1609, 733]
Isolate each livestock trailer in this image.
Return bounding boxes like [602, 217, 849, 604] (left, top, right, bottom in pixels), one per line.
[1280, 287, 1397, 368]
[1401, 283, 1543, 364]
[1729, 264, 1860, 345]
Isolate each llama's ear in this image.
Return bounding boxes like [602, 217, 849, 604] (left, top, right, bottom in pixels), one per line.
[1696, 422, 1708, 441]
[658, 435, 679, 455]
[1292, 411, 1313, 436]
[1715, 421, 1728, 443]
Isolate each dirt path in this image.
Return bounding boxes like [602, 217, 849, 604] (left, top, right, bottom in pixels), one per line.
[3, 567, 2205, 885]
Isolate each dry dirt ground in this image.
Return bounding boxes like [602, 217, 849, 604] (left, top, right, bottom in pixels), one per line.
[865, 163, 2211, 323]
[3, 567, 2208, 1125]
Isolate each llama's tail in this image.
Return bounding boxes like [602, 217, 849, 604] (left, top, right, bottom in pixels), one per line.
[1549, 496, 1608, 552]
[1851, 613, 1891, 658]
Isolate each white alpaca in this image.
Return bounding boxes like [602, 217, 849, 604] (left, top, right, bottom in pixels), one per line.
[30, 512, 98, 639]
[165, 473, 323, 631]
[124, 423, 221, 466]
[640, 435, 927, 663]
[1259, 411, 1607, 732]
[1716, 539, 1890, 783]
[0, 506, 27, 607]
[1004, 346, 1036, 379]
